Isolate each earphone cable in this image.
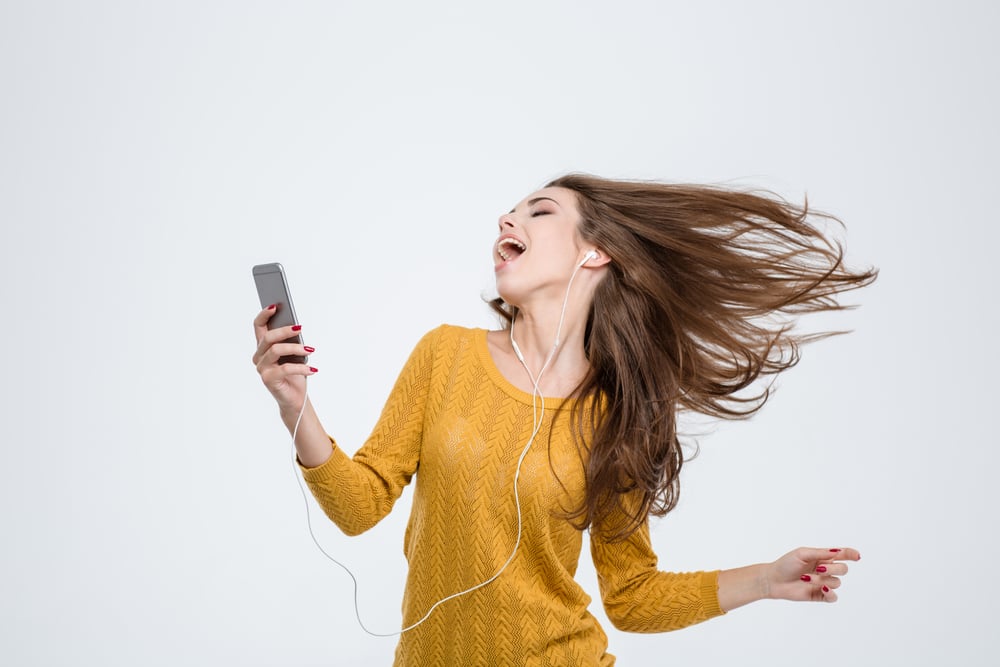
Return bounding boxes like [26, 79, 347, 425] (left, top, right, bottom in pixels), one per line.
[288, 257, 588, 637]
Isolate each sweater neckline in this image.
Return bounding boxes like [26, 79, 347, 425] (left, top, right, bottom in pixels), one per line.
[474, 328, 579, 410]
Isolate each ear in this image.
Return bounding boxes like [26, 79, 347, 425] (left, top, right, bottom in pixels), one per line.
[580, 249, 612, 268]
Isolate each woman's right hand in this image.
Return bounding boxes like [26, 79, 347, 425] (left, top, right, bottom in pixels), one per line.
[252, 305, 318, 413]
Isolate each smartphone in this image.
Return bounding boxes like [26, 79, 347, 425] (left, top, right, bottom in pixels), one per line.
[252, 262, 307, 365]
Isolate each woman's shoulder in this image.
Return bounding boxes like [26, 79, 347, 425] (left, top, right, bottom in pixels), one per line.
[409, 323, 490, 355]
[398, 325, 491, 381]
[423, 323, 488, 341]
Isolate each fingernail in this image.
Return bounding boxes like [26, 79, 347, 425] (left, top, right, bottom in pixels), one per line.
[303, 346, 316, 353]
[816, 566, 827, 573]
[822, 585, 830, 593]
[800, 575, 812, 582]
[292, 325, 302, 331]
[856, 553, 861, 561]
[309, 367, 318, 373]
[267, 304, 276, 310]
[829, 548, 841, 553]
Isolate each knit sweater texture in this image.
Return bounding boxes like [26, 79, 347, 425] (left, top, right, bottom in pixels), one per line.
[302, 325, 724, 665]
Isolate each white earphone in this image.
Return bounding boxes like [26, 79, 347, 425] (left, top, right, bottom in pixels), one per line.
[579, 250, 598, 266]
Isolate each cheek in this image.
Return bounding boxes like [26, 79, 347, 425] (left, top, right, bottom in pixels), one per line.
[538, 225, 582, 255]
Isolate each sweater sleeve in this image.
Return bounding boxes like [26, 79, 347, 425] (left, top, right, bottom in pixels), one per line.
[299, 327, 441, 536]
[590, 519, 725, 633]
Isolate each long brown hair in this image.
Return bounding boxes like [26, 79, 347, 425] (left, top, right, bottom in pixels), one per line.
[489, 174, 877, 540]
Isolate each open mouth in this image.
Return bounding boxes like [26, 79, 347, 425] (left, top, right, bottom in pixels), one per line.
[497, 237, 526, 262]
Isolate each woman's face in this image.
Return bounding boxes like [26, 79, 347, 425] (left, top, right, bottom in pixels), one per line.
[493, 186, 590, 307]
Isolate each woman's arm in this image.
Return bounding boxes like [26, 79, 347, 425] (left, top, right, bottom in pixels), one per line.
[592, 520, 862, 633]
[718, 547, 861, 611]
[278, 397, 334, 468]
[296, 326, 436, 535]
[590, 523, 725, 632]
[252, 306, 332, 467]
[252, 308, 439, 535]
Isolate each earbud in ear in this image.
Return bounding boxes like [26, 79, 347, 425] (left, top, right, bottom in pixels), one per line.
[579, 250, 599, 267]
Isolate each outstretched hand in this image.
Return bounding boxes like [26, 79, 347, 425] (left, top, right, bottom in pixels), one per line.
[718, 546, 861, 612]
[766, 547, 861, 603]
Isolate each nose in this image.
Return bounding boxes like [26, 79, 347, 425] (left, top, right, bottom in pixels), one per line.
[497, 213, 516, 231]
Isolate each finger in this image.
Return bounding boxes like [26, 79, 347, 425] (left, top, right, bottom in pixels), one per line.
[259, 361, 318, 381]
[799, 574, 841, 602]
[252, 305, 278, 342]
[814, 562, 849, 577]
[798, 573, 841, 587]
[796, 546, 862, 564]
[257, 342, 314, 368]
[262, 324, 304, 348]
[831, 547, 862, 562]
[252, 324, 304, 365]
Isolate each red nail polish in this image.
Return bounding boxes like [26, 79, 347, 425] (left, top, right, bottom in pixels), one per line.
[822, 585, 830, 593]
[266, 304, 276, 310]
[292, 325, 302, 332]
[816, 566, 827, 573]
[309, 367, 318, 373]
[829, 548, 841, 553]
[303, 346, 315, 353]
[800, 575, 812, 582]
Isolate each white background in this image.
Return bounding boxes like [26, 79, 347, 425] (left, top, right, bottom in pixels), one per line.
[2, 1, 997, 664]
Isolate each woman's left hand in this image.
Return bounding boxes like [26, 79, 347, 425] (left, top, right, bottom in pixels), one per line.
[765, 546, 861, 603]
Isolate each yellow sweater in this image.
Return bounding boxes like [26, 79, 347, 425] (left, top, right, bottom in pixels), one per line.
[302, 325, 724, 665]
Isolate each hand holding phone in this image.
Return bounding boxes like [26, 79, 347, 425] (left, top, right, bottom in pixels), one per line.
[251, 264, 329, 466]
[253, 262, 307, 365]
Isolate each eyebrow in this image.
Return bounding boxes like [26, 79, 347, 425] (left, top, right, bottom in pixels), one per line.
[508, 196, 560, 214]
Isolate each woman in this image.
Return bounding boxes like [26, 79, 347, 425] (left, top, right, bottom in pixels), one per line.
[252, 174, 876, 665]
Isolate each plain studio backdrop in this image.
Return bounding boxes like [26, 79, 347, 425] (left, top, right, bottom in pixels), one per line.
[1, 1, 996, 664]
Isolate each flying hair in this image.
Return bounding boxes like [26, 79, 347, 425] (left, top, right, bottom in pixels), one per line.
[489, 173, 878, 541]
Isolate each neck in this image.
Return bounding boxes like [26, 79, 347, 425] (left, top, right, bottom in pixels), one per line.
[509, 299, 590, 395]
[504, 257, 605, 396]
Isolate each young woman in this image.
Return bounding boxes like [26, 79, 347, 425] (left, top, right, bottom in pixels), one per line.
[252, 174, 876, 665]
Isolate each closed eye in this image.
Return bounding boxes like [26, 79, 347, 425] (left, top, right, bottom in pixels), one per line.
[531, 209, 551, 218]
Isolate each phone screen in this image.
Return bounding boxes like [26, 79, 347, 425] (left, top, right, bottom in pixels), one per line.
[252, 262, 306, 364]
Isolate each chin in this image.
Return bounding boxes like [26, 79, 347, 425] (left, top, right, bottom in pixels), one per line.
[493, 281, 523, 309]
